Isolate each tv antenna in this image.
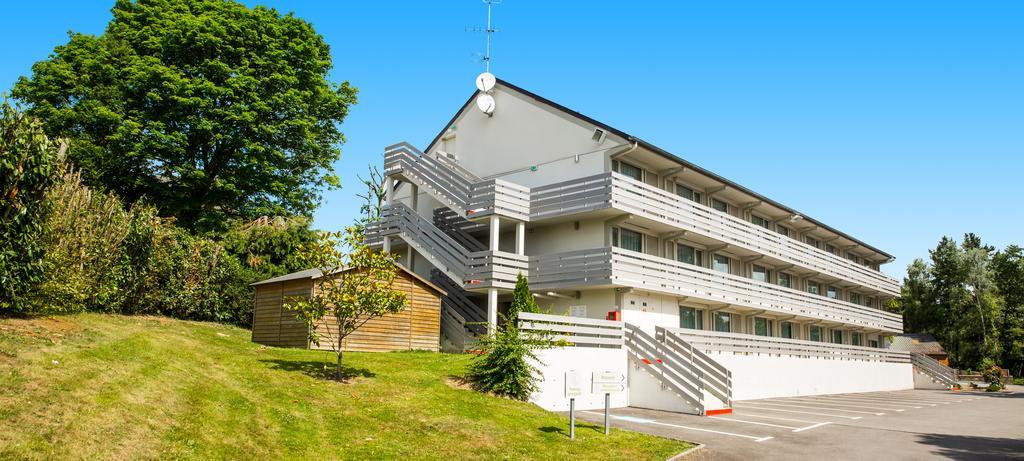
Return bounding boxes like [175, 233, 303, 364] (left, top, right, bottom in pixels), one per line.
[467, 0, 501, 73]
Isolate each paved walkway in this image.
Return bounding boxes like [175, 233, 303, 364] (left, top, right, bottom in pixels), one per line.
[575, 389, 1024, 460]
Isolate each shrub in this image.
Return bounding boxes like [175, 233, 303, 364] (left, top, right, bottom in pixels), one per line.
[981, 364, 1005, 391]
[0, 99, 61, 313]
[466, 315, 545, 400]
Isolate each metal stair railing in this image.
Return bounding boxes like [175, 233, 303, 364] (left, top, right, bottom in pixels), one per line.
[656, 327, 733, 408]
[623, 323, 707, 414]
[431, 269, 487, 334]
[433, 208, 488, 252]
[911, 352, 957, 388]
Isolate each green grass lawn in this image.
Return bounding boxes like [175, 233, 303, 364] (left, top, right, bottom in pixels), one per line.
[0, 313, 691, 460]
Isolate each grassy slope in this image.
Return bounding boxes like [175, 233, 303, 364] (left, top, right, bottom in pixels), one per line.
[0, 314, 690, 460]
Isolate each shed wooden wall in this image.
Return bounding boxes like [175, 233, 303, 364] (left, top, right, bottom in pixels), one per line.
[251, 279, 311, 348]
[251, 269, 441, 352]
[313, 270, 441, 352]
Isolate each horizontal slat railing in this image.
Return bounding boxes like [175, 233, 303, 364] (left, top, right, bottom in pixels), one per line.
[528, 247, 903, 332]
[666, 327, 911, 363]
[431, 269, 487, 334]
[911, 352, 957, 387]
[384, 143, 529, 221]
[517, 312, 624, 347]
[433, 208, 488, 252]
[368, 203, 527, 290]
[609, 173, 902, 296]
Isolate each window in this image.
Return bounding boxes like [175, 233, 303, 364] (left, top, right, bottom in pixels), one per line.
[713, 312, 731, 332]
[676, 244, 702, 266]
[805, 236, 820, 249]
[809, 326, 822, 342]
[851, 332, 862, 346]
[777, 225, 790, 238]
[612, 227, 643, 252]
[751, 215, 770, 229]
[826, 244, 838, 255]
[832, 330, 844, 344]
[676, 183, 701, 203]
[615, 160, 644, 181]
[780, 321, 794, 339]
[754, 317, 773, 337]
[865, 297, 875, 308]
[712, 254, 731, 274]
[849, 292, 861, 305]
[807, 281, 820, 295]
[826, 286, 838, 299]
[778, 272, 792, 288]
[847, 253, 860, 264]
[869, 339, 879, 348]
[679, 306, 703, 330]
[752, 265, 770, 283]
[711, 198, 728, 213]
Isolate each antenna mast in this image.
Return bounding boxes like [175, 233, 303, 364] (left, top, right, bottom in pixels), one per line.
[482, 0, 500, 72]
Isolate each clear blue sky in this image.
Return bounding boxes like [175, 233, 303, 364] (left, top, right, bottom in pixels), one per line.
[2, 1, 1022, 279]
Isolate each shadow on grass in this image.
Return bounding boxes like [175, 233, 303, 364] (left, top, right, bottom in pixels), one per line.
[260, 358, 375, 382]
[539, 421, 606, 438]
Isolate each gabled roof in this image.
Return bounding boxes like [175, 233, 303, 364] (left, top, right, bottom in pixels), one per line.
[251, 264, 446, 296]
[426, 78, 894, 262]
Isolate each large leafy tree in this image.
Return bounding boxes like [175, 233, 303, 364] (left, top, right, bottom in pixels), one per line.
[12, 0, 357, 231]
[993, 246, 1024, 377]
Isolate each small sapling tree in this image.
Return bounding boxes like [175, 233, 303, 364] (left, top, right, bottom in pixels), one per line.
[287, 227, 407, 380]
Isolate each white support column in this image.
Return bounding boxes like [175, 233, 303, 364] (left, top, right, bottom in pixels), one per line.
[384, 177, 395, 205]
[406, 245, 415, 271]
[409, 184, 419, 213]
[382, 236, 391, 253]
[515, 221, 525, 256]
[487, 288, 498, 332]
[489, 215, 501, 252]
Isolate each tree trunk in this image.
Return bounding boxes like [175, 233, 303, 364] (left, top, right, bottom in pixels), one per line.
[336, 348, 344, 381]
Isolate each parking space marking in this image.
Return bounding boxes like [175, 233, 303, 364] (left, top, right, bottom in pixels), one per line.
[581, 411, 774, 442]
[727, 412, 831, 425]
[738, 401, 885, 416]
[709, 416, 800, 430]
[729, 405, 862, 420]
[792, 422, 832, 433]
[805, 395, 928, 408]
[771, 397, 908, 411]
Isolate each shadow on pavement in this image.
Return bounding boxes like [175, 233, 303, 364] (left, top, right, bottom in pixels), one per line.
[916, 433, 1024, 460]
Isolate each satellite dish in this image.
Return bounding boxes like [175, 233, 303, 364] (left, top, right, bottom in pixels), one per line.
[475, 93, 496, 115]
[475, 72, 497, 92]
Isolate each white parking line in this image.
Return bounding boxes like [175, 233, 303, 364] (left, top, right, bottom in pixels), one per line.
[710, 416, 800, 430]
[844, 393, 958, 403]
[804, 395, 929, 408]
[792, 422, 832, 433]
[738, 401, 885, 416]
[771, 397, 907, 411]
[581, 411, 774, 442]
[728, 412, 831, 425]
[729, 405, 862, 420]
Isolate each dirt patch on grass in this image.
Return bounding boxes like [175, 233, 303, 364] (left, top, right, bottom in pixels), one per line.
[445, 376, 474, 391]
[0, 316, 81, 343]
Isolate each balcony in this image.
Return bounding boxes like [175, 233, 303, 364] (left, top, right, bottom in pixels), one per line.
[530, 172, 901, 296]
[530, 247, 904, 333]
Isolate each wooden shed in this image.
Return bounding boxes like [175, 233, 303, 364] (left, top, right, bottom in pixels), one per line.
[250, 265, 445, 352]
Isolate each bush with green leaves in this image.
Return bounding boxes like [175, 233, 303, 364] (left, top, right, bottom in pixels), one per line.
[466, 273, 552, 401]
[0, 98, 61, 312]
[981, 364, 1005, 391]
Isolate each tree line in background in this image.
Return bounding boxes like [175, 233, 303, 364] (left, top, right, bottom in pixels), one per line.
[892, 234, 1024, 376]
[1, 0, 355, 325]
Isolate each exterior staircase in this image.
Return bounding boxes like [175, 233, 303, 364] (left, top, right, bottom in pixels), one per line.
[433, 208, 487, 252]
[623, 323, 733, 416]
[911, 352, 958, 389]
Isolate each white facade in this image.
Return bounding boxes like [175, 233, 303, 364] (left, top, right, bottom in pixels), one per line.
[370, 79, 939, 414]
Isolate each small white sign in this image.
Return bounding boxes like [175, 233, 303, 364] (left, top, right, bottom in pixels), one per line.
[592, 370, 626, 393]
[569, 305, 587, 318]
[565, 370, 584, 398]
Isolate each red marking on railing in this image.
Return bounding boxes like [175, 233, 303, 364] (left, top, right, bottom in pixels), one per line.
[466, 280, 482, 285]
[705, 408, 732, 416]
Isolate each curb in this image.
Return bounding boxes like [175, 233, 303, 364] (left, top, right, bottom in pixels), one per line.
[667, 443, 706, 461]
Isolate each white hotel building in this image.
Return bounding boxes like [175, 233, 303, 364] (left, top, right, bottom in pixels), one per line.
[368, 78, 954, 414]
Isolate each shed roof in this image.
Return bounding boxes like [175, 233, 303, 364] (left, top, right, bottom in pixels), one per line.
[888, 333, 947, 355]
[250, 264, 446, 296]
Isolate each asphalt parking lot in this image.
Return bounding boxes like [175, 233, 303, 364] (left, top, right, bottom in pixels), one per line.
[575, 388, 1024, 460]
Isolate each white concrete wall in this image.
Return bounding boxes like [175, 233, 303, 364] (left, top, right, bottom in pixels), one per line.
[707, 351, 914, 400]
[529, 346, 629, 412]
[537, 289, 617, 322]
[626, 358, 702, 414]
[525, 219, 606, 256]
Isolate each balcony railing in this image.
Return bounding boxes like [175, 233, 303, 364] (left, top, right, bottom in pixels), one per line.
[528, 171, 900, 296]
[530, 247, 904, 333]
[662, 327, 911, 364]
